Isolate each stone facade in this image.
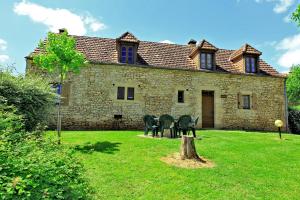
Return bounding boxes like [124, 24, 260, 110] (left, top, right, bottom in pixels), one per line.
[45, 63, 286, 131]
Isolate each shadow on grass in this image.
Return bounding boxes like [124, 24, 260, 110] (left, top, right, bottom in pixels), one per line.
[74, 141, 121, 154]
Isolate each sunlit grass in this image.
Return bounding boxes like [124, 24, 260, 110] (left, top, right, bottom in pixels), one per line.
[48, 130, 300, 199]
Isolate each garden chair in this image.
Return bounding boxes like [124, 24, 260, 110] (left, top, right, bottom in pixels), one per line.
[143, 115, 158, 137]
[188, 116, 199, 138]
[158, 114, 175, 138]
[177, 115, 192, 137]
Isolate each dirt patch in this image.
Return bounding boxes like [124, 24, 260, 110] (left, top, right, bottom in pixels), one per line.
[161, 153, 215, 169]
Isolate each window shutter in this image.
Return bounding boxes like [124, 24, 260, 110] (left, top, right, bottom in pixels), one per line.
[61, 82, 70, 106]
[237, 93, 243, 109]
[251, 93, 257, 110]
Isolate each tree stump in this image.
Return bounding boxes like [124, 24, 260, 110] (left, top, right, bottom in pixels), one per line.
[180, 135, 203, 161]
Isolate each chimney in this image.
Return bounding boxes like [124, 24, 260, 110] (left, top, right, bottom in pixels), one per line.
[188, 39, 197, 47]
[59, 28, 66, 34]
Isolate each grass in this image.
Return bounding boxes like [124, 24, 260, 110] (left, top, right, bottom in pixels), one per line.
[291, 105, 300, 111]
[50, 130, 300, 200]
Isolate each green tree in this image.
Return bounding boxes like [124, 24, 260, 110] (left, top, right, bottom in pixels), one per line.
[287, 5, 300, 103]
[292, 4, 300, 26]
[286, 66, 300, 103]
[33, 29, 86, 144]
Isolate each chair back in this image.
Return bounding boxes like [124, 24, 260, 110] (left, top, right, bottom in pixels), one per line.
[178, 115, 192, 130]
[194, 117, 199, 126]
[159, 114, 174, 129]
[143, 115, 156, 128]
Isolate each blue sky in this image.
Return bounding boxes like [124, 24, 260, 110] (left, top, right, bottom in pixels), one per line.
[0, 0, 300, 73]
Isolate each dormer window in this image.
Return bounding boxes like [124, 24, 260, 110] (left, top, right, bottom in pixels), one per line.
[189, 40, 218, 71]
[117, 32, 140, 65]
[200, 52, 213, 70]
[230, 44, 261, 74]
[121, 46, 134, 64]
[245, 56, 257, 73]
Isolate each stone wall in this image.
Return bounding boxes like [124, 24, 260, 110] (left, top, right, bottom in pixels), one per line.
[47, 64, 286, 131]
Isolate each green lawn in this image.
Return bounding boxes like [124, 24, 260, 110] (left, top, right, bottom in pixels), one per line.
[51, 130, 300, 200]
[291, 105, 300, 111]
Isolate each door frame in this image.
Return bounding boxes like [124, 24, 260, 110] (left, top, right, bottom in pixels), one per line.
[201, 90, 215, 128]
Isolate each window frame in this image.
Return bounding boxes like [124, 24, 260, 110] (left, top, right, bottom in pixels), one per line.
[120, 45, 135, 64]
[117, 87, 125, 100]
[127, 87, 135, 100]
[178, 90, 184, 103]
[245, 56, 257, 73]
[242, 95, 251, 109]
[200, 52, 214, 70]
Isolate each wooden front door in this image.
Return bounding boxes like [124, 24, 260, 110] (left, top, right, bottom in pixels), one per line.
[202, 91, 214, 128]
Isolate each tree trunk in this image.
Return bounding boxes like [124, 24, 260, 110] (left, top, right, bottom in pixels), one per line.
[180, 135, 200, 160]
[57, 100, 61, 145]
[57, 91, 62, 145]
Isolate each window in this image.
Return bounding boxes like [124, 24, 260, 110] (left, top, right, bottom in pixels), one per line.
[243, 95, 250, 109]
[245, 56, 256, 73]
[117, 87, 125, 100]
[127, 87, 134, 100]
[200, 53, 213, 69]
[178, 91, 184, 103]
[120, 46, 134, 64]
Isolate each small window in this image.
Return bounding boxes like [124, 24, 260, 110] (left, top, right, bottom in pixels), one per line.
[127, 87, 134, 100]
[245, 57, 256, 73]
[120, 46, 134, 64]
[121, 47, 127, 63]
[178, 91, 184, 103]
[243, 95, 250, 109]
[200, 53, 213, 70]
[117, 87, 125, 100]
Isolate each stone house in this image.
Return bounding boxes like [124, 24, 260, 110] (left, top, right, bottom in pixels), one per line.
[26, 30, 288, 131]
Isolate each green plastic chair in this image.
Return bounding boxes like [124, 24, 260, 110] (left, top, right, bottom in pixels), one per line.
[188, 116, 199, 138]
[143, 115, 158, 137]
[158, 114, 175, 138]
[177, 115, 192, 137]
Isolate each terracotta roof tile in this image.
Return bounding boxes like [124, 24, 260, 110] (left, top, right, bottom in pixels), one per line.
[230, 44, 262, 61]
[30, 34, 281, 77]
[199, 40, 218, 51]
[117, 32, 139, 43]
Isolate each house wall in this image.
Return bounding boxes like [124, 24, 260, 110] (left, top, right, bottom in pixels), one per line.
[45, 63, 286, 131]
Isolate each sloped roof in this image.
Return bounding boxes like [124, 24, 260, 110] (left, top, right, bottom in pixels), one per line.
[230, 43, 262, 61]
[30, 33, 282, 77]
[116, 32, 139, 43]
[198, 40, 218, 51]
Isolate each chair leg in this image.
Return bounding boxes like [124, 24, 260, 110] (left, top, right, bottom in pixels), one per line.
[144, 127, 148, 135]
[161, 128, 164, 138]
[192, 128, 196, 138]
[170, 129, 173, 138]
[152, 129, 155, 137]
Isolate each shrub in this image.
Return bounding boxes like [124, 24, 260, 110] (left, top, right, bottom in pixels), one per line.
[0, 138, 91, 199]
[0, 71, 55, 131]
[0, 101, 25, 143]
[0, 82, 90, 199]
[288, 108, 300, 134]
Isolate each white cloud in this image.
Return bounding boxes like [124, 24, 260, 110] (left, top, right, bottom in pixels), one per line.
[255, 0, 295, 13]
[84, 16, 106, 32]
[13, 0, 106, 35]
[273, 0, 294, 13]
[276, 34, 300, 67]
[159, 40, 174, 44]
[0, 55, 9, 63]
[0, 39, 7, 51]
